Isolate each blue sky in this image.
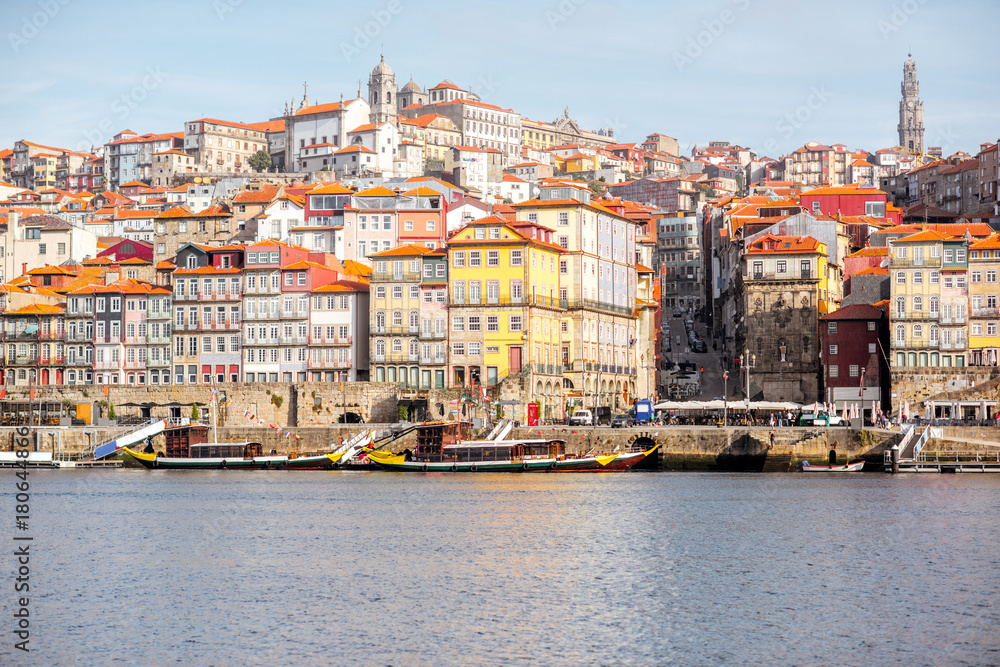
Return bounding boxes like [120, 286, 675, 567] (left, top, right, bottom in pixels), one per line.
[1, 0, 997, 159]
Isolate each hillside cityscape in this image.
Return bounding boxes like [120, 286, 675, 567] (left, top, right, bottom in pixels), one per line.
[2, 53, 998, 424]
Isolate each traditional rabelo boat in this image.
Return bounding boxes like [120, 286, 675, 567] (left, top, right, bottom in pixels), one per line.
[122, 394, 361, 470]
[800, 460, 865, 472]
[364, 421, 657, 472]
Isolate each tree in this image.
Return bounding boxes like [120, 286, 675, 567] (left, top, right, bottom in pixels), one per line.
[248, 150, 272, 172]
[191, 404, 200, 421]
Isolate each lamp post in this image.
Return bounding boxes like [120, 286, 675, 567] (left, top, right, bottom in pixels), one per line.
[743, 348, 756, 406]
[722, 370, 728, 427]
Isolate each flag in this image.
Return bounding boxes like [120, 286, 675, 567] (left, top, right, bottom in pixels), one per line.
[30, 387, 34, 401]
[258, 419, 265, 426]
[244, 409, 250, 418]
[284, 431, 291, 438]
[0, 387, 5, 399]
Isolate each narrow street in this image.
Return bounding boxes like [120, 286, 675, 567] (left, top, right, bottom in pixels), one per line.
[662, 312, 731, 401]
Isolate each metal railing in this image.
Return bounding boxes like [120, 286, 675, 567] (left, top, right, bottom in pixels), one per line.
[891, 257, 941, 268]
[371, 271, 422, 282]
[971, 307, 999, 317]
[309, 335, 352, 345]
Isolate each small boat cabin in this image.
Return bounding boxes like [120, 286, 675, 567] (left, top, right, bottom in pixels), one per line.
[412, 422, 565, 462]
[189, 443, 263, 459]
[164, 423, 262, 459]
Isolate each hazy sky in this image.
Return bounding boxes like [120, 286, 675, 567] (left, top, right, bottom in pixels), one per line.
[1, 0, 997, 159]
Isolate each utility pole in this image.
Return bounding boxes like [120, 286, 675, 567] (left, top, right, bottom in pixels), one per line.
[722, 370, 728, 427]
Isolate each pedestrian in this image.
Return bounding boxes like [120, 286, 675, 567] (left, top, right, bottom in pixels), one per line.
[769, 431, 775, 449]
[769, 414, 775, 428]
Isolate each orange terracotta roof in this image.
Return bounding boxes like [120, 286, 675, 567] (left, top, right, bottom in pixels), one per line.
[746, 234, 824, 254]
[970, 233, 1000, 251]
[246, 120, 285, 133]
[402, 186, 439, 196]
[369, 243, 437, 257]
[294, 101, 344, 116]
[9, 303, 65, 315]
[355, 186, 397, 197]
[846, 247, 888, 258]
[334, 145, 375, 154]
[117, 257, 151, 265]
[895, 230, 956, 243]
[233, 186, 279, 204]
[188, 117, 265, 132]
[341, 259, 372, 278]
[854, 267, 889, 276]
[309, 182, 354, 195]
[156, 260, 176, 270]
[155, 205, 193, 218]
[172, 267, 242, 274]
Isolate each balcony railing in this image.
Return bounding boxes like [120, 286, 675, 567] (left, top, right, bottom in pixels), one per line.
[891, 257, 942, 268]
[124, 359, 146, 369]
[281, 336, 309, 345]
[561, 297, 632, 316]
[748, 270, 815, 281]
[939, 315, 967, 325]
[372, 271, 421, 282]
[308, 335, 352, 346]
[972, 307, 999, 318]
[419, 355, 448, 365]
[65, 332, 92, 342]
[200, 289, 242, 301]
[95, 360, 120, 370]
[418, 330, 447, 340]
[37, 356, 65, 366]
[939, 339, 967, 350]
[308, 358, 352, 369]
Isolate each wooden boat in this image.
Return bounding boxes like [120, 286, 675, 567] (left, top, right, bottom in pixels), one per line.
[364, 421, 657, 473]
[123, 442, 290, 469]
[800, 460, 865, 472]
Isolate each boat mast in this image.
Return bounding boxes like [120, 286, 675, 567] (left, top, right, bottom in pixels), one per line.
[211, 382, 218, 444]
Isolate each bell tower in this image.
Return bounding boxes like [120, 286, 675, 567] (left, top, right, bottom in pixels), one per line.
[368, 54, 397, 125]
[898, 54, 924, 155]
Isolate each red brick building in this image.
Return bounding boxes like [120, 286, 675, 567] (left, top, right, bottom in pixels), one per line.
[819, 302, 891, 417]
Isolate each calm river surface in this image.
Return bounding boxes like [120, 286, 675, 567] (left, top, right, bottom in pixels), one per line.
[7, 471, 1000, 666]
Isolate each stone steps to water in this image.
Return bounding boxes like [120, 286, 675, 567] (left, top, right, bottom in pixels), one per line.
[761, 451, 792, 472]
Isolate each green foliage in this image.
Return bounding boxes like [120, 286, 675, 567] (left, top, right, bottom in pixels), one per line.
[191, 404, 200, 421]
[248, 150, 272, 172]
[108, 403, 116, 420]
[270, 394, 283, 409]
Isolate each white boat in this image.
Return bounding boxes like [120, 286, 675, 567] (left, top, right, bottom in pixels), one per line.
[801, 460, 865, 472]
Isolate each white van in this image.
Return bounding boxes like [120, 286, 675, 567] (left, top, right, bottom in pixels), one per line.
[569, 409, 593, 426]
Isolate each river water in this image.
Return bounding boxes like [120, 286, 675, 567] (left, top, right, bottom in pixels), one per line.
[9, 470, 1000, 666]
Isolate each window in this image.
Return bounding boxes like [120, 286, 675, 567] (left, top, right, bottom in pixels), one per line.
[867, 321, 876, 331]
[827, 322, 837, 335]
[559, 260, 567, 274]
[375, 286, 386, 299]
[486, 316, 498, 332]
[869, 343, 877, 354]
[468, 316, 481, 332]
[452, 342, 465, 356]
[452, 316, 464, 332]
[930, 271, 939, 284]
[469, 251, 481, 267]
[829, 344, 838, 355]
[454, 251, 465, 267]
[849, 364, 860, 377]
[829, 365, 839, 378]
[392, 286, 402, 299]
[510, 250, 522, 266]
[509, 315, 522, 331]
[896, 271, 906, 284]
[487, 251, 499, 267]
[558, 212, 568, 226]
[913, 271, 923, 284]
[38, 243, 46, 255]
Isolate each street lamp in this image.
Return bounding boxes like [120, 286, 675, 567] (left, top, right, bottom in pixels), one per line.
[722, 370, 728, 427]
[743, 348, 756, 406]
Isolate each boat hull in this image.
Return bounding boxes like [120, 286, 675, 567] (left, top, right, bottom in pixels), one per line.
[124, 447, 290, 470]
[365, 445, 657, 473]
[801, 460, 865, 472]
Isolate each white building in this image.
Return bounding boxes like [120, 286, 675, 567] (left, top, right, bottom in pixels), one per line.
[256, 194, 305, 242]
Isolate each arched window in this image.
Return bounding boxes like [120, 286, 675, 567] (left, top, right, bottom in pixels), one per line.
[409, 340, 418, 356]
[375, 311, 385, 328]
[896, 352, 906, 367]
[372, 91, 378, 104]
[375, 339, 385, 356]
[120, 242, 135, 255]
[392, 338, 402, 353]
[392, 311, 402, 326]
[386, 92, 391, 104]
[409, 311, 418, 329]
[908, 352, 917, 366]
[913, 296, 923, 311]
[895, 296, 906, 315]
[929, 325, 939, 342]
[930, 352, 939, 366]
[895, 325, 905, 343]
[912, 324, 922, 338]
[929, 296, 939, 315]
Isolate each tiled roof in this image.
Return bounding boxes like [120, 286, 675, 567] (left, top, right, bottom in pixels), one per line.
[188, 117, 265, 132]
[895, 230, 956, 243]
[854, 267, 889, 276]
[821, 303, 886, 320]
[293, 101, 344, 116]
[355, 186, 396, 197]
[846, 247, 888, 258]
[233, 186, 279, 204]
[8, 303, 65, 315]
[369, 243, 437, 257]
[746, 234, 824, 254]
[333, 145, 375, 154]
[309, 182, 354, 195]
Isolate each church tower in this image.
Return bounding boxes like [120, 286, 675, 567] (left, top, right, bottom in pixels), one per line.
[898, 54, 924, 155]
[368, 55, 397, 125]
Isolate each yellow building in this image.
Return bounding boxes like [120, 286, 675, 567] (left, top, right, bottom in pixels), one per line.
[553, 152, 600, 173]
[889, 230, 969, 369]
[968, 233, 1000, 365]
[514, 183, 642, 412]
[447, 215, 566, 420]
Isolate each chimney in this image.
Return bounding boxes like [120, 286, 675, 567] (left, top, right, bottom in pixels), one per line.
[21, 263, 26, 276]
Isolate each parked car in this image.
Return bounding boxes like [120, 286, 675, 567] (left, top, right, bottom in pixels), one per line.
[673, 308, 682, 317]
[569, 410, 593, 426]
[611, 413, 633, 428]
[826, 415, 848, 426]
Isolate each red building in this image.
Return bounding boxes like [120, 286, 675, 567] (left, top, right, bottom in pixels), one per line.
[819, 302, 891, 418]
[800, 186, 902, 225]
[98, 239, 154, 263]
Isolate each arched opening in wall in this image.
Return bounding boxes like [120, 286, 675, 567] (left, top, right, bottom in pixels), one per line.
[829, 449, 837, 466]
